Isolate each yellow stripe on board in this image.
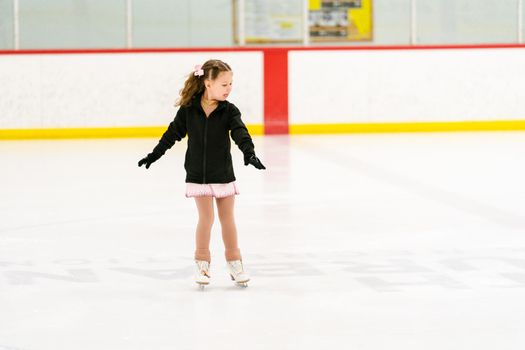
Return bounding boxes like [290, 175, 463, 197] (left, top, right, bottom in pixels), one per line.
[0, 127, 166, 140]
[290, 120, 525, 134]
[1, 121, 525, 140]
[0, 125, 265, 140]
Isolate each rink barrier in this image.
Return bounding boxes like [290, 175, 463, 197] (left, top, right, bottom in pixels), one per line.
[3, 44, 525, 139]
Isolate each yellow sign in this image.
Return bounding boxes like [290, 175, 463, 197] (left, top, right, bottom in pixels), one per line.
[348, 0, 372, 40]
[309, 0, 321, 10]
[309, 0, 373, 42]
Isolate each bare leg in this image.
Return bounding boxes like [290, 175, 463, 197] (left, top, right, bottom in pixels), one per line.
[216, 195, 241, 261]
[194, 196, 214, 262]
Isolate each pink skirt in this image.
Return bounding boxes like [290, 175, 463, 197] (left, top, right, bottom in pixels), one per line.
[185, 182, 240, 198]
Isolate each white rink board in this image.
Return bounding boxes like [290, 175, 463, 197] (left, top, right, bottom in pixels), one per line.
[289, 48, 525, 124]
[3, 48, 525, 131]
[0, 52, 263, 129]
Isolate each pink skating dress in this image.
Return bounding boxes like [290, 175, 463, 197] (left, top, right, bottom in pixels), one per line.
[185, 182, 240, 198]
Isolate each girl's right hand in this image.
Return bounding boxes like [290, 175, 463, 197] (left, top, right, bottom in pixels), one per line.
[138, 152, 161, 169]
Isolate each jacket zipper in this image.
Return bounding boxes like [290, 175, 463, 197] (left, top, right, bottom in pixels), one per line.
[203, 116, 208, 184]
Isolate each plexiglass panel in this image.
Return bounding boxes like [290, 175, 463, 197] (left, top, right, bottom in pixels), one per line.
[19, 0, 127, 49]
[188, 0, 233, 47]
[373, 0, 412, 45]
[132, 0, 190, 48]
[0, 0, 14, 49]
[521, 0, 525, 43]
[1, 0, 523, 50]
[417, 0, 518, 44]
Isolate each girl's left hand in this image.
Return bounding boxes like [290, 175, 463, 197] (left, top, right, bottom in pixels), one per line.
[245, 155, 266, 170]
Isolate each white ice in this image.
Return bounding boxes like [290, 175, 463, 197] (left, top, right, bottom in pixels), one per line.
[1, 133, 525, 350]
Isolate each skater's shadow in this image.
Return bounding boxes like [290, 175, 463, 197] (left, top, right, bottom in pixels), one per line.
[192, 285, 249, 292]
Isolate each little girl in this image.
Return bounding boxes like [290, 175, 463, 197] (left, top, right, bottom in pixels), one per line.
[138, 59, 265, 288]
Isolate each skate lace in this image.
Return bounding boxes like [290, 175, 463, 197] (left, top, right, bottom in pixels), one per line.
[197, 261, 210, 277]
[228, 260, 243, 275]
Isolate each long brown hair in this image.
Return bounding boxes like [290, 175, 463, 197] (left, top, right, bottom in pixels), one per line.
[176, 59, 232, 107]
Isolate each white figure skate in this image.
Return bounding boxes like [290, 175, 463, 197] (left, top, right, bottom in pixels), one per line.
[227, 260, 250, 287]
[195, 260, 211, 290]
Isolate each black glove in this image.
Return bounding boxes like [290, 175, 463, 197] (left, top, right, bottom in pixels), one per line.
[244, 154, 266, 170]
[138, 152, 162, 169]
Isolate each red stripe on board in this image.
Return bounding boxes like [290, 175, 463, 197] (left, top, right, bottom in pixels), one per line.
[263, 49, 289, 135]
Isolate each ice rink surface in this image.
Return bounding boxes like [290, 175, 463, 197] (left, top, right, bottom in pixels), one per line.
[1, 132, 524, 350]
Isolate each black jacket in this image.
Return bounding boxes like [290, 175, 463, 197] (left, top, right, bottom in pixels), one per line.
[151, 93, 255, 184]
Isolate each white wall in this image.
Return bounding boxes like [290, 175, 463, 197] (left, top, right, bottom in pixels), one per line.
[0, 51, 263, 129]
[2, 47, 525, 131]
[289, 48, 525, 124]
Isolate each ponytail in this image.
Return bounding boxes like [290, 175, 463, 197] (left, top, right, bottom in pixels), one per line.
[176, 59, 232, 107]
[176, 73, 204, 107]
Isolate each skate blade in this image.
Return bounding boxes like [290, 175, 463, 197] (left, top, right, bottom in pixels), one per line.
[230, 275, 250, 287]
[230, 274, 250, 283]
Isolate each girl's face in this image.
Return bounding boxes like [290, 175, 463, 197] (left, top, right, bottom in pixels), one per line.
[205, 71, 233, 101]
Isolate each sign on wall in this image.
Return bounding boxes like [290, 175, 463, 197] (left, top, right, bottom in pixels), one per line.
[241, 0, 304, 43]
[236, 0, 373, 43]
[308, 0, 373, 42]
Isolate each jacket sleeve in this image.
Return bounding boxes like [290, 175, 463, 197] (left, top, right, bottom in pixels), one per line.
[228, 104, 255, 161]
[152, 107, 187, 156]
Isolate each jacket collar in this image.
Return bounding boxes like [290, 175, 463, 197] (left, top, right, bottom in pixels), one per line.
[191, 92, 228, 111]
